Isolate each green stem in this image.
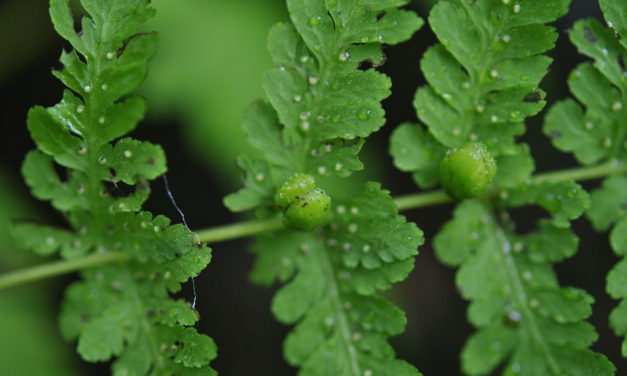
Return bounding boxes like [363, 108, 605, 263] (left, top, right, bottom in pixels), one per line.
[0, 252, 129, 290]
[393, 190, 452, 211]
[532, 160, 627, 183]
[196, 216, 284, 243]
[1, 161, 625, 291]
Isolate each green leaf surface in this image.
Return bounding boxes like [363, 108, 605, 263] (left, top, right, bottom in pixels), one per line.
[19, 0, 218, 374]
[404, 0, 568, 192]
[435, 199, 612, 375]
[253, 183, 423, 375]
[587, 175, 627, 231]
[498, 180, 590, 228]
[389, 123, 446, 189]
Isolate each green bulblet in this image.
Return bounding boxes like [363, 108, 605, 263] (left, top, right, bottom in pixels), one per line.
[274, 173, 316, 210]
[283, 188, 331, 230]
[440, 142, 497, 199]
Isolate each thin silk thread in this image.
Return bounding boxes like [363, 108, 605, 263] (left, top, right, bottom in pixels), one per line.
[162, 174, 199, 309]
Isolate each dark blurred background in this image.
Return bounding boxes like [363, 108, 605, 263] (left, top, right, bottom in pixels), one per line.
[0, 0, 621, 375]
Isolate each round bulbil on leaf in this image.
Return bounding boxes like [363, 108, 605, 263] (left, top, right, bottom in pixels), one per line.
[283, 188, 331, 230]
[274, 173, 316, 210]
[440, 142, 497, 199]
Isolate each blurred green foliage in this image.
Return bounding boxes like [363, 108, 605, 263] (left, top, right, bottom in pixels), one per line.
[0, 166, 78, 376]
[143, 0, 286, 188]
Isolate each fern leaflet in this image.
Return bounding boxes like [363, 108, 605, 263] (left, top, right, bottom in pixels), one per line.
[226, 0, 424, 374]
[12, 1, 216, 374]
[391, 0, 615, 374]
[545, 0, 627, 358]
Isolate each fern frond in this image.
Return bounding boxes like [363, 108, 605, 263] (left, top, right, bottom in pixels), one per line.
[391, 0, 568, 188]
[226, 0, 424, 374]
[12, 1, 216, 374]
[389, 0, 615, 374]
[543, 0, 627, 358]
[435, 198, 614, 375]
[225, 0, 422, 211]
[253, 183, 423, 375]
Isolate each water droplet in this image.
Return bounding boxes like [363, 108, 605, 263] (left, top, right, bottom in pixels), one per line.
[308, 76, 319, 85]
[348, 223, 358, 233]
[352, 332, 362, 341]
[84, 85, 92, 93]
[364, 371, 373, 376]
[513, 243, 524, 253]
[358, 108, 371, 120]
[328, 238, 338, 247]
[317, 166, 327, 175]
[442, 93, 452, 100]
[77, 184, 85, 194]
[101, 84, 108, 91]
[490, 69, 499, 78]
[301, 121, 310, 131]
[476, 104, 485, 113]
[513, 3, 521, 13]
[585, 121, 594, 130]
[362, 244, 371, 253]
[309, 15, 322, 26]
[343, 242, 353, 251]
[337, 205, 346, 214]
[98, 116, 106, 124]
[510, 111, 521, 119]
[611, 101, 622, 111]
[491, 115, 499, 123]
[523, 270, 532, 280]
[601, 48, 609, 56]
[502, 242, 511, 254]
[300, 55, 310, 63]
[529, 298, 539, 308]
[470, 133, 478, 141]
[603, 138, 612, 148]
[512, 363, 522, 373]
[325, 144, 333, 153]
[507, 310, 522, 322]
[334, 162, 343, 171]
[462, 82, 471, 89]
[500, 191, 509, 200]
[153, 225, 161, 232]
[502, 0, 510, 4]
[350, 207, 359, 215]
[316, 115, 325, 123]
[77, 105, 85, 113]
[293, 95, 302, 102]
[77, 146, 87, 155]
[106, 52, 115, 59]
[502, 34, 511, 43]
[452, 127, 461, 136]
[46, 236, 55, 245]
[255, 173, 265, 181]
[338, 50, 350, 62]
[124, 150, 133, 158]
